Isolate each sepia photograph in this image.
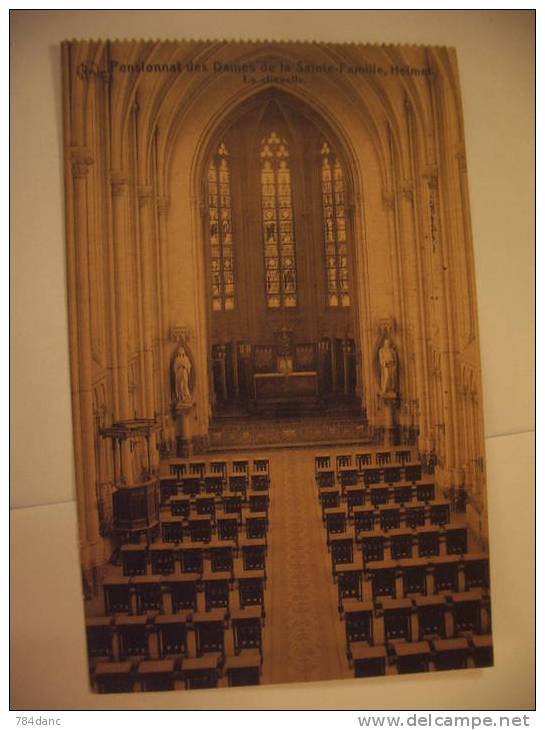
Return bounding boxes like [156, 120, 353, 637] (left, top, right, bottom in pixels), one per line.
[10, 9, 534, 712]
[63, 38, 492, 693]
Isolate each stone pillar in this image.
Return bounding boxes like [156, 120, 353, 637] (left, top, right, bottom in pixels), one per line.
[71, 151, 103, 574]
[111, 173, 133, 483]
[175, 402, 193, 457]
[156, 196, 171, 430]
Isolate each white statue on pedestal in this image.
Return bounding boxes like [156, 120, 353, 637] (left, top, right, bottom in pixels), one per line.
[379, 338, 398, 397]
[173, 345, 192, 403]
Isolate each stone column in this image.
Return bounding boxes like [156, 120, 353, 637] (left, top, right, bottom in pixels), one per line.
[156, 196, 171, 430]
[111, 173, 133, 484]
[71, 151, 103, 574]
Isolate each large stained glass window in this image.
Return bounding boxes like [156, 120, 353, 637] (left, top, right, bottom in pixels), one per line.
[321, 141, 350, 307]
[207, 142, 235, 311]
[260, 132, 297, 308]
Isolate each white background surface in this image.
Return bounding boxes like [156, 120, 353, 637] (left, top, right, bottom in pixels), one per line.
[10, 10, 535, 710]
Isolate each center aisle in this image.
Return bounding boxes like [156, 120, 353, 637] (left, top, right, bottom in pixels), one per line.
[261, 448, 350, 685]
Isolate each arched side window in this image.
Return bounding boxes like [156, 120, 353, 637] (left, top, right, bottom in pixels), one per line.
[321, 141, 350, 307]
[207, 142, 235, 311]
[260, 132, 297, 308]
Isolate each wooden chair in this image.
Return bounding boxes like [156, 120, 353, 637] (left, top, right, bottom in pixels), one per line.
[103, 576, 132, 615]
[343, 599, 374, 651]
[399, 558, 428, 596]
[463, 553, 490, 590]
[405, 464, 422, 482]
[237, 569, 265, 610]
[116, 615, 150, 659]
[415, 594, 447, 640]
[170, 496, 191, 518]
[351, 645, 387, 677]
[231, 607, 263, 656]
[416, 528, 440, 558]
[203, 571, 231, 611]
[361, 532, 385, 563]
[376, 451, 391, 466]
[363, 468, 382, 485]
[330, 534, 355, 574]
[416, 483, 435, 502]
[95, 661, 134, 693]
[445, 527, 468, 556]
[159, 476, 178, 503]
[472, 634, 494, 667]
[188, 515, 212, 543]
[325, 508, 347, 542]
[393, 485, 413, 505]
[161, 517, 184, 544]
[245, 513, 268, 540]
[251, 473, 270, 491]
[382, 597, 413, 641]
[320, 487, 341, 517]
[431, 555, 460, 593]
[429, 500, 450, 526]
[345, 486, 366, 514]
[121, 544, 148, 577]
[86, 617, 113, 659]
[217, 513, 240, 542]
[405, 503, 426, 529]
[155, 614, 188, 657]
[452, 591, 483, 634]
[336, 565, 363, 610]
[208, 541, 236, 573]
[370, 486, 390, 508]
[394, 641, 431, 674]
[383, 467, 402, 484]
[225, 653, 261, 686]
[389, 529, 414, 560]
[149, 543, 176, 575]
[193, 610, 226, 657]
[133, 576, 163, 613]
[353, 507, 376, 535]
[204, 475, 224, 496]
[240, 538, 267, 572]
[367, 560, 397, 599]
[433, 637, 469, 670]
[395, 450, 412, 465]
[179, 544, 204, 574]
[180, 476, 201, 497]
[379, 505, 401, 531]
[137, 659, 175, 692]
[181, 655, 219, 689]
[249, 492, 269, 514]
[356, 452, 372, 468]
[166, 574, 199, 612]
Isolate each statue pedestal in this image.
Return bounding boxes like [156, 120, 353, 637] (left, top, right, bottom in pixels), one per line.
[382, 395, 398, 446]
[174, 401, 193, 457]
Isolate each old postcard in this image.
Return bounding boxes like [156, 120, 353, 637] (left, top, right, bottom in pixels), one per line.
[62, 39, 492, 693]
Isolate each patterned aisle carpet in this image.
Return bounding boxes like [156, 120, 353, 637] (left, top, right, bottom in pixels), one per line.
[261, 449, 351, 685]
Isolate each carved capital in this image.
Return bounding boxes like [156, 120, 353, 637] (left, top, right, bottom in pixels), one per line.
[382, 190, 395, 211]
[170, 324, 191, 344]
[137, 184, 154, 208]
[455, 150, 467, 173]
[71, 148, 93, 179]
[156, 196, 170, 215]
[400, 180, 414, 202]
[110, 173, 129, 197]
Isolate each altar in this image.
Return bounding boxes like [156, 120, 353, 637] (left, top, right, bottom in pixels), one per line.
[253, 371, 319, 404]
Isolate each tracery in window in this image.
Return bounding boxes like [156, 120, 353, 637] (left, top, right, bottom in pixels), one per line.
[321, 141, 350, 307]
[207, 142, 235, 311]
[260, 132, 297, 308]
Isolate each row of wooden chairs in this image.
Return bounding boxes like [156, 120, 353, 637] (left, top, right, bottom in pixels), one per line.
[319, 483, 437, 512]
[93, 651, 262, 692]
[330, 525, 468, 565]
[88, 606, 264, 665]
[324, 501, 451, 540]
[169, 458, 269, 481]
[316, 450, 416, 471]
[350, 635, 493, 677]
[316, 464, 424, 488]
[121, 538, 267, 577]
[161, 472, 270, 502]
[334, 553, 490, 604]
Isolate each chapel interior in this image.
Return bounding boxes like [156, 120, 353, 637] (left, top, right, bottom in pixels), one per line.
[63, 40, 492, 692]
